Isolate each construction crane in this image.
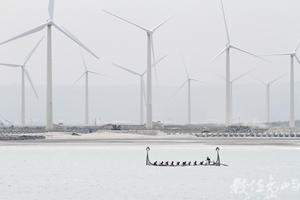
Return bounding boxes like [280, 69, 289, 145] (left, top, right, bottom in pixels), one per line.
[0, 120, 4, 127]
[96, 124, 122, 131]
[0, 115, 14, 128]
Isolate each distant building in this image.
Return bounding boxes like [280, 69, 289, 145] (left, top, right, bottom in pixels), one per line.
[153, 121, 164, 129]
[53, 123, 66, 131]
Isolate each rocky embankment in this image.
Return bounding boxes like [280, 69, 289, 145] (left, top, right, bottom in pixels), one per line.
[0, 134, 45, 140]
[264, 127, 300, 134]
[223, 125, 252, 133]
[105, 130, 164, 136]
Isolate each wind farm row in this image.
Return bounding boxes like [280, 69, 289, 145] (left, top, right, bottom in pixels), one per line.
[0, 0, 299, 129]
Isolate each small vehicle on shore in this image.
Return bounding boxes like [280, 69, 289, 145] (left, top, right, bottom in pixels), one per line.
[201, 127, 210, 133]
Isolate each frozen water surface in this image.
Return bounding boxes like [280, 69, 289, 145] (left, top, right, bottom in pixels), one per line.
[0, 143, 299, 200]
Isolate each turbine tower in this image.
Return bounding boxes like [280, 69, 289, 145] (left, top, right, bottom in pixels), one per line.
[205, 0, 267, 126]
[112, 55, 166, 125]
[210, 69, 253, 124]
[65, 48, 107, 127]
[0, 36, 44, 126]
[0, 0, 98, 130]
[261, 39, 300, 127]
[252, 74, 286, 123]
[103, 3, 190, 129]
[170, 52, 208, 125]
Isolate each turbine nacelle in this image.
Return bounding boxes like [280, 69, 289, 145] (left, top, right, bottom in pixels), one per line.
[147, 30, 154, 35]
[46, 20, 54, 26]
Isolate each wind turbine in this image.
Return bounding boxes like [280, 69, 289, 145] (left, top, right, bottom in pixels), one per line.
[205, 0, 267, 126]
[209, 69, 253, 124]
[65, 48, 107, 127]
[170, 52, 208, 125]
[112, 55, 167, 125]
[252, 74, 286, 123]
[0, 0, 98, 130]
[0, 36, 44, 127]
[261, 40, 300, 127]
[103, 3, 190, 129]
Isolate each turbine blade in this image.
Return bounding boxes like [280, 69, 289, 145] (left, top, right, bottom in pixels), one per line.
[79, 47, 87, 70]
[260, 53, 292, 56]
[204, 47, 228, 69]
[189, 78, 210, 84]
[112, 63, 140, 76]
[88, 70, 110, 78]
[269, 73, 287, 85]
[180, 51, 189, 78]
[152, 54, 167, 67]
[231, 69, 254, 83]
[295, 55, 300, 64]
[152, 2, 192, 32]
[141, 76, 146, 106]
[195, 47, 228, 78]
[53, 23, 99, 59]
[62, 25, 98, 60]
[23, 68, 39, 99]
[208, 69, 225, 80]
[220, 0, 230, 44]
[0, 22, 48, 46]
[231, 45, 271, 63]
[64, 72, 86, 95]
[250, 74, 267, 85]
[169, 80, 188, 100]
[150, 34, 158, 84]
[0, 63, 21, 67]
[103, 10, 149, 32]
[24, 36, 45, 65]
[294, 38, 300, 52]
[48, 0, 55, 20]
[142, 55, 167, 75]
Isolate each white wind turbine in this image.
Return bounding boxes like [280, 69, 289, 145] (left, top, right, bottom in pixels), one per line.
[65, 48, 107, 127]
[103, 3, 190, 129]
[252, 74, 286, 123]
[261, 40, 300, 127]
[112, 55, 166, 125]
[170, 52, 208, 125]
[0, 0, 98, 130]
[210, 69, 253, 123]
[0, 36, 44, 127]
[205, 0, 268, 126]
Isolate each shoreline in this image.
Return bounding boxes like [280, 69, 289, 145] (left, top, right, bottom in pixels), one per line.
[0, 131, 300, 146]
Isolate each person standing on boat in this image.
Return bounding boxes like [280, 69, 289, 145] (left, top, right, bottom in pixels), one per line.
[206, 157, 211, 165]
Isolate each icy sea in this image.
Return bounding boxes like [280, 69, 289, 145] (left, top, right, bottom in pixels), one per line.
[0, 142, 299, 200]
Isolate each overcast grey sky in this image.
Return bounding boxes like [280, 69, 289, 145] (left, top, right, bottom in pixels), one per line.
[0, 0, 300, 86]
[0, 0, 300, 125]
